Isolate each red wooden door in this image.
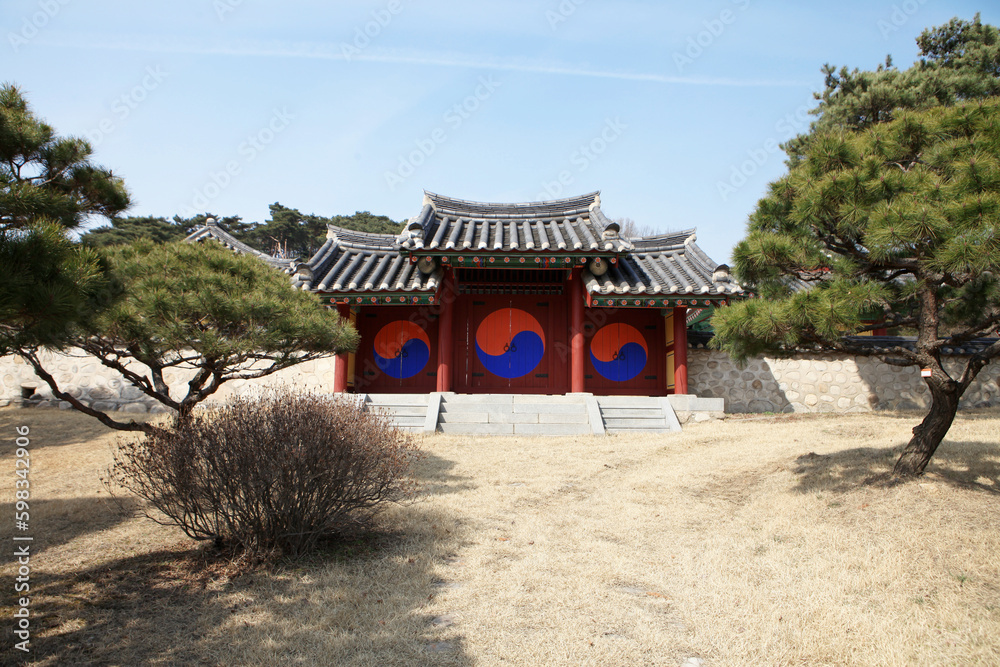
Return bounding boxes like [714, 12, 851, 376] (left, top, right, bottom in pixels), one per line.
[584, 310, 665, 395]
[454, 295, 567, 393]
[355, 307, 437, 393]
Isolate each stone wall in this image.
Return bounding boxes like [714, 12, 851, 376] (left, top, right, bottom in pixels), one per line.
[0, 349, 340, 412]
[689, 349, 1000, 413]
[3, 348, 999, 415]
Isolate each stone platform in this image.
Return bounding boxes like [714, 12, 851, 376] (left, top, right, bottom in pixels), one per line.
[363, 393, 724, 435]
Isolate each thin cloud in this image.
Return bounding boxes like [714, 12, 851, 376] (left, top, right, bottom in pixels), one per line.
[38, 35, 804, 88]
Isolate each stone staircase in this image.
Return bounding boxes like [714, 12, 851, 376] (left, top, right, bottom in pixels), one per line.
[364, 393, 431, 432]
[596, 396, 681, 434]
[438, 394, 591, 436]
[362, 393, 713, 435]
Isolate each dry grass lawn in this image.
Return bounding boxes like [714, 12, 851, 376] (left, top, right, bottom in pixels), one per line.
[1, 406, 999, 666]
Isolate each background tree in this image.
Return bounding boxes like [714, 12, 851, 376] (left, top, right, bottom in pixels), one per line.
[20, 240, 359, 433]
[242, 204, 401, 258]
[712, 99, 1000, 478]
[80, 213, 247, 247]
[80, 215, 191, 246]
[784, 14, 1000, 158]
[1, 82, 130, 352]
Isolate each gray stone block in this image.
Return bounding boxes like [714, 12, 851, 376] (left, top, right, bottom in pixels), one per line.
[488, 412, 538, 424]
[601, 408, 661, 419]
[442, 403, 514, 415]
[585, 395, 605, 435]
[439, 412, 491, 423]
[438, 422, 515, 435]
[538, 413, 589, 424]
[446, 394, 514, 404]
[512, 403, 586, 414]
[597, 396, 660, 409]
[367, 393, 428, 406]
[604, 418, 668, 428]
[423, 392, 442, 434]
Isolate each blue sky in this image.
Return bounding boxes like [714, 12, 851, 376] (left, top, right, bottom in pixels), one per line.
[5, 0, 997, 264]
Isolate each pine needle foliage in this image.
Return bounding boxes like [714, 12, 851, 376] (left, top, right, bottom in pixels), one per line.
[784, 14, 1000, 160]
[0, 82, 130, 351]
[21, 240, 359, 433]
[713, 98, 1000, 477]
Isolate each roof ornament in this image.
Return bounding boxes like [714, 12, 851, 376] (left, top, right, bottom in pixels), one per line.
[588, 257, 609, 276]
[713, 264, 731, 283]
[206, 217, 218, 227]
[602, 219, 620, 240]
[293, 261, 312, 278]
[417, 256, 438, 275]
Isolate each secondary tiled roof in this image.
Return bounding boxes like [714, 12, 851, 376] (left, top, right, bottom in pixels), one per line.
[184, 219, 296, 271]
[584, 230, 743, 298]
[293, 226, 441, 294]
[399, 191, 633, 254]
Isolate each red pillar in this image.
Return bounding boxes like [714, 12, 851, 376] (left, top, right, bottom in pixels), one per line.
[570, 268, 585, 393]
[333, 303, 351, 393]
[673, 305, 688, 395]
[436, 269, 454, 392]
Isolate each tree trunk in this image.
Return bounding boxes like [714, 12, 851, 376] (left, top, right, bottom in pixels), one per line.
[892, 379, 961, 478]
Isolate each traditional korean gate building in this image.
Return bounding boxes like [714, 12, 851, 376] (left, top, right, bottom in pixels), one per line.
[289, 191, 743, 398]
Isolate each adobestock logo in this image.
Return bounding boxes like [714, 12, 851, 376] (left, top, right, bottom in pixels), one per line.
[384, 76, 502, 191]
[179, 108, 295, 216]
[8, 0, 71, 52]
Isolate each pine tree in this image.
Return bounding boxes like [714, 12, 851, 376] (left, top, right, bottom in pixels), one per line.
[783, 14, 1000, 159]
[712, 99, 1000, 477]
[0, 83, 130, 352]
[20, 240, 359, 433]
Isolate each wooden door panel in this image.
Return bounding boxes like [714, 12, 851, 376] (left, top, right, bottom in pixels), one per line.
[457, 295, 567, 393]
[355, 307, 437, 393]
[584, 311, 664, 395]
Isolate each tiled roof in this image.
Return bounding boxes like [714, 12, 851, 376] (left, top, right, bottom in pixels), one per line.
[584, 229, 743, 298]
[186, 192, 742, 302]
[398, 190, 633, 254]
[293, 226, 441, 294]
[184, 220, 296, 271]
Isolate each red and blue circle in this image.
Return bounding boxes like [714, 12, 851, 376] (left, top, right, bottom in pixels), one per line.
[373, 321, 431, 379]
[475, 308, 545, 379]
[590, 323, 648, 382]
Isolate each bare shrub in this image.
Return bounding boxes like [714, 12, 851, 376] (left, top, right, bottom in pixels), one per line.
[106, 389, 419, 559]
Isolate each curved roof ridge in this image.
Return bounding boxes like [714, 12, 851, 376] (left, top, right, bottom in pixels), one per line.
[185, 222, 295, 270]
[424, 190, 600, 217]
[630, 229, 697, 251]
[325, 224, 398, 249]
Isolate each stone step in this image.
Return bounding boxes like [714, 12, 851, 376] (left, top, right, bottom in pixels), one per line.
[601, 408, 666, 419]
[444, 394, 587, 405]
[440, 412, 588, 425]
[440, 403, 586, 414]
[440, 403, 513, 415]
[392, 417, 424, 428]
[439, 422, 515, 435]
[438, 422, 592, 436]
[370, 406, 426, 417]
[367, 393, 429, 406]
[597, 396, 662, 408]
[602, 418, 668, 429]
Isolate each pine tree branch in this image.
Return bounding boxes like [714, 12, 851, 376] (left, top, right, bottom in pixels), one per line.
[18, 349, 153, 433]
[77, 339, 182, 412]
